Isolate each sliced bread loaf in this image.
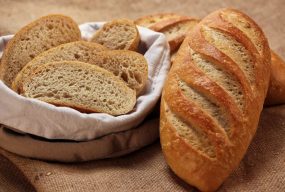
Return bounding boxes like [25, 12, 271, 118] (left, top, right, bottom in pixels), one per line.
[0, 14, 81, 87]
[91, 19, 140, 51]
[21, 61, 136, 115]
[13, 42, 148, 95]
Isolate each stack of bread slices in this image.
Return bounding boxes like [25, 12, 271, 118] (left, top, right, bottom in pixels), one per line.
[0, 16, 148, 116]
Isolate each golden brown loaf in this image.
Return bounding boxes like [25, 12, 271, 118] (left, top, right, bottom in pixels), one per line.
[134, 13, 185, 30]
[138, 12, 285, 104]
[135, 13, 199, 53]
[21, 61, 136, 115]
[160, 8, 271, 192]
[158, 17, 199, 53]
[265, 51, 285, 106]
[91, 19, 140, 51]
[0, 14, 81, 87]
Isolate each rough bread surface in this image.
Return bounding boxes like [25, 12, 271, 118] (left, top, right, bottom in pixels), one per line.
[160, 8, 271, 192]
[135, 13, 199, 53]
[135, 13, 183, 29]
[0, 14, 81, 87]
[91, 19, 140, 51]
[22, 61, 136, 116]
[13, 42, 148, 95]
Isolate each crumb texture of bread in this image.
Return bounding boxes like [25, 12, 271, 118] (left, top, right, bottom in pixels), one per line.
[91, 19, 140, 51]
[12, 41, 107, 92]
[13, 42, 148, 95]
[21, 61, 136, 116]
[160, 8, 271, 192]
[0, 14, 81, 87]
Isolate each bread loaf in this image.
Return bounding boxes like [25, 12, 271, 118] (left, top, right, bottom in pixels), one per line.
[158, 18, 199, 53]
[91, 19, 139, 51]
[135, 13, 199, 53]
[135, 13, 184, 30]
[137, 12, 285, 105]
[0, 14, 81, 87]
[265, 50, 285, 106]
[21, 61, 136, 115]
[12, 41, 148, 95]
[160, 8, 271, 191]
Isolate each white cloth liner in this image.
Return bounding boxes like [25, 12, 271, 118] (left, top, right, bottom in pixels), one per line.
[0, 22, 170, 141]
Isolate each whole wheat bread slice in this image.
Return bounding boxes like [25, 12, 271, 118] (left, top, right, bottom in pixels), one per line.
[21, 61, 136, 115]
[12, 41, 107, 92]
[13, 41, 148, 95]
[91, 19, 140, 51]
[0, 14, 81, 87]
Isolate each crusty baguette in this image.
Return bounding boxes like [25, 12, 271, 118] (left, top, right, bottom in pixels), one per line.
[12, 41, 148, 95]
[0, 14, 81, 87]
[21, 61, 136, 115]
[265, 50, 285, 106]
[160, 8, 271, 192]
[91, 19, 139, 51]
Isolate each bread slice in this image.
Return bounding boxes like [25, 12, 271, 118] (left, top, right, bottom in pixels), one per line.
[91, 19, 139, 51]
[13, 41, 148, 95]
[94, 50, 148, 95]
[12, 41, 107, 93]
[0, 14, 81, 87]
[21, 61, 136, 115]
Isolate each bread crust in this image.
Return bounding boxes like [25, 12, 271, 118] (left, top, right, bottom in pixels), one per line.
[265, 51, 285, 106]
[134, 13, 183, 29]
[160, 8, 271, 191]
[135, 13, 199, 53]
[158, 18, 200, 52]
[0, 14, 81, 86]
